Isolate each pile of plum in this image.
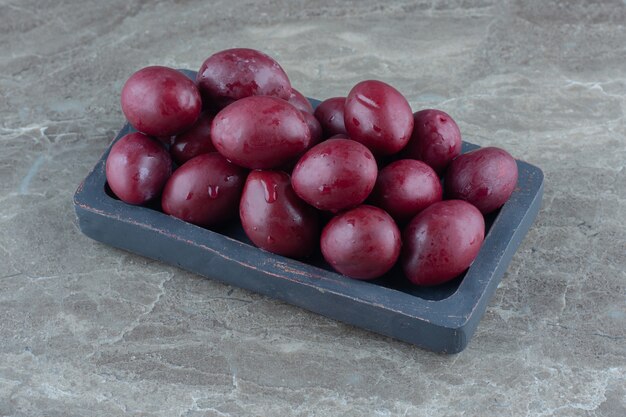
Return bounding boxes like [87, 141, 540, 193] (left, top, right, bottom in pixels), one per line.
[106, 48, 518, 287]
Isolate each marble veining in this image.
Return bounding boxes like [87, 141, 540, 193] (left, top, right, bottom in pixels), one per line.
[0, 0, 625, 416]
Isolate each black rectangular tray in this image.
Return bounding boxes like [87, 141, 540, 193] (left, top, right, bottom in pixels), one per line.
[74, 86, 543, 354]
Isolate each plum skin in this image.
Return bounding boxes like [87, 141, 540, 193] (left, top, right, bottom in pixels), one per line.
[321, 205, 401, 280]
[313, 97, 347, 138]
[240, 170, 319, 259]
[196, 48, 291, 108]
[211, 96, 311, 169]
[288, 88, 314, 114]
[403, 109, 462, 175]
[344, 80, 414, 156]
[401, 200, 485, 286]
[105, 132, 172, 205]
[280, 111, 324, 172]
[369, 159, 443, 224]
[301, 111, 323, 148]
[121, 66, 202, 137]
[170, 113, 216, 166]
[291, 138, 377, 212]
[445, 146, 518, 214]
[161, 153, 247, 227]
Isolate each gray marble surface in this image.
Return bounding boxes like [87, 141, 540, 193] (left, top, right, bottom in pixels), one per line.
[1, 0, 625, 416]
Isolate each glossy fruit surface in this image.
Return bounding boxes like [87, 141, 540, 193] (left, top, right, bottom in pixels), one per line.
[291, 139, 377, 212]
[106, 132, 172, 205]
[121, 66, 202, 137]
[170, 113, 216, 165]
[288, 88, 314, 113]
[197, 48, 291, 108]
[403, 109, 461, 175]
[321, 205, 401, 280]
[402, 200, 484, 286]
[445, 147, 518, 214]
[313, 97, 347, 137]
[240, 170, 319, 259]
[370, 159, 442, 223]
[211, 96, 311, 169]
[344, 80, 413, 156]
[301, 111, 323, 148]
[161, 153, 246, 227]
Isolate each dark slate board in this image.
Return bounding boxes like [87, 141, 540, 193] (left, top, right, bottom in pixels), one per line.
[73, 70, 544, 353]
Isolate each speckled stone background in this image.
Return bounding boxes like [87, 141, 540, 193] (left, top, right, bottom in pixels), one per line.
[1, 1, 625, 416]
